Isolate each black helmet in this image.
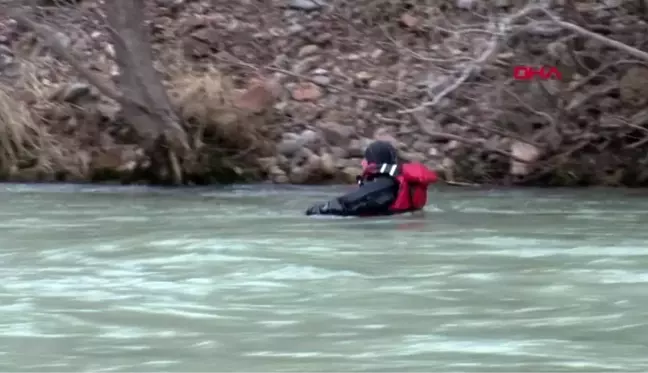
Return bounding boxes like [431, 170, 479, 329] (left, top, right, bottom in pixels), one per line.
[364, 140, 398, 165]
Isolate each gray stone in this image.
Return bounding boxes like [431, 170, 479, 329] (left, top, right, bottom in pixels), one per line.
[54, 83, 93, 103]
[298, 44, 320, 58]
[317, 122, 354, 144]
[287, 0, 325, 11]
[311, 75, 331, 85]
[299, 129, 320, 145]
[348, 138, 371, 158]
[277, 138, 301, 156]
[330, 146, 348, 160]
[320, 153, 336, 175]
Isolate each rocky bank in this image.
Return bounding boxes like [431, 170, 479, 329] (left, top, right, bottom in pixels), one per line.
[2, 0, 648, 186]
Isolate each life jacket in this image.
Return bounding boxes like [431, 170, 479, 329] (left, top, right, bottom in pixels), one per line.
[359, 162, 436, 213]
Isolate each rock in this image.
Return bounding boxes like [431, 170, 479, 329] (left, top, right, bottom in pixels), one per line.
[268, 164, 284, 176]
[118, 160, 137, 173]
[234, 78, 279, 114]
[0, 44, 13, 69]
[354, 71, 373, 86]
[274, 155, 289, 170]
[312, 32, 332, 45]
[399, 13, 420, 28]
[289, 166, 310, 184]
[412, 140, 429, 153]
[401, 151, 426, 163]
[284, 25, 303, 36]
[191, 27, 219, 46]
[620, 67, 648, 107]
[53, 31, 71, 49]
[286, 102, 322, 122]
[348, 138, 371, 157]
[290, 147, 314, 168]
[183, 37, 211, 58]
[97, 102, 120, 122]
[603, 0, 621, 6]
[258, 157, 277, 171]
[305, 153, 322, 173]
[311, 75, 331, 85]
[330, 146, 348, 159]
[334, 157, 347, 169]
[317, 122, 354, 144]
[368, 79, 397, 94]
[509, 141, 541, 176]
[299, 129, 319, 145]
[269, 166, 289, 183]
[444, 140, 461, 152]
[268, 165, 289, 183]
[51, 83, 93, 104]
[356, 99, 369, 111]
[320, 153, 336, 175]
[291, 82, 323, 101]
[456, 0, 477, 9]
[441, 157, 455, 181]
[274, 174, 289, 183]
[92, 147, 128, 172]
[277, 130, 320, 156]
[292, 55, 322, 74]
[298, 44, 319, 58]
[277, 138, 302, 156]
[287, 0, 325, 11]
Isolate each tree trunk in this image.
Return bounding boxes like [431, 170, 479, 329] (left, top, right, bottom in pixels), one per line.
[102, 0, 188, 184]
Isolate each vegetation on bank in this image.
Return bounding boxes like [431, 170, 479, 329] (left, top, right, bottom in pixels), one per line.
[2, 0, 648, 186]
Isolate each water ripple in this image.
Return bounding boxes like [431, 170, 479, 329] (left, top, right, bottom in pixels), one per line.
[1, 185, 648, 372]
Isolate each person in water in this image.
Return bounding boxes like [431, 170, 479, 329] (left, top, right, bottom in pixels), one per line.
[305, 140, 438, 216]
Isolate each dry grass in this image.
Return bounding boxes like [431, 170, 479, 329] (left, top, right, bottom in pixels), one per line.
[167, 66, 273, 155]
[0, 60, 89, 180]
[0, 84, 43, 172]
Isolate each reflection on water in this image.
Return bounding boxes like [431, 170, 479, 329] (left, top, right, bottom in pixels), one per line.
[0, 184, 647, 372]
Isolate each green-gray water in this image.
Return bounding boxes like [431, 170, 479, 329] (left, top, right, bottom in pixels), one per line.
[1, 184, 648, 372]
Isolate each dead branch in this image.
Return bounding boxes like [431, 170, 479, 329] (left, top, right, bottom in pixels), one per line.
[542, 10, 648, 62]
[397, 4, 545, 115]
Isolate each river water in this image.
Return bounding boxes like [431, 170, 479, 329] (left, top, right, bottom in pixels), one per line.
[1, 183, 648, 372]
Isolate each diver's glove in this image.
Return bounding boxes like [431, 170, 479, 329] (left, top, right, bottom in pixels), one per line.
[305, 198, 345, 216]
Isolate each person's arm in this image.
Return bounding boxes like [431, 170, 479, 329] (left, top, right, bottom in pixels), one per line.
[305, 176, 398, 216]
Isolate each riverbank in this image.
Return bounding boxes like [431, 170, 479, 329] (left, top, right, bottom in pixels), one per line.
[2, 0, 648, 186]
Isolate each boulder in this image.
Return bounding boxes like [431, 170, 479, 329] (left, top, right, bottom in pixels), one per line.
[317, 121, 354, 144]
[291, 82, 323, 101]
[330, 146, 349, 159]
[289, 166, 310, 184]
[233, 78, 279, 114]
[277, 130, 321, 157]
[297, 44, 320, 58]
[509, 141, 541, 176]
[320, 152, 336, 175]
[348, 138, 371, 158]
[277, 137, 302, 157]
